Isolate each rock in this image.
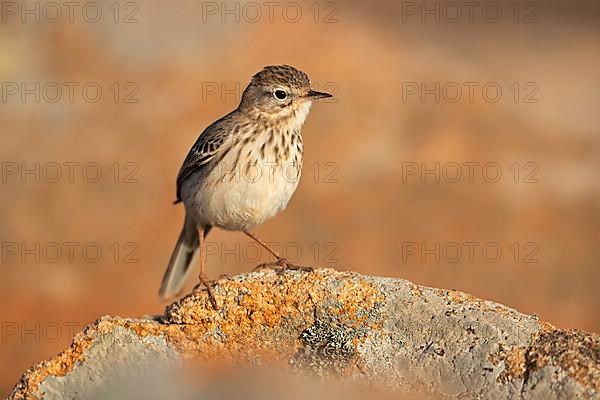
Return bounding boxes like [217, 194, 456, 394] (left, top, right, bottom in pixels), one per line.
[8, 269, 600, 399]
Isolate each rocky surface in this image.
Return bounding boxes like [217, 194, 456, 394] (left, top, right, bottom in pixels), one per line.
[8, 269, 600, 399]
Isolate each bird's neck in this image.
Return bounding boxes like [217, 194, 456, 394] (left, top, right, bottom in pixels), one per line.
[238, 101, 313, 133]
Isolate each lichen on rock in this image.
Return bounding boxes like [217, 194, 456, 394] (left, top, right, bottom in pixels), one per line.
[8, 268, 600, 400]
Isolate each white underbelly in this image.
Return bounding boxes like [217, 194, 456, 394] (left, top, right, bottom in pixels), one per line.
[186, 157, 302, 231]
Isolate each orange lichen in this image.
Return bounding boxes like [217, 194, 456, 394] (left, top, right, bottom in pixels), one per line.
[8, 269, 599, 399]
[489, 329, 600, 392]
[489, 346, 528, 383]
[9, 319, 114, 400]
[528, 329, 600, 392]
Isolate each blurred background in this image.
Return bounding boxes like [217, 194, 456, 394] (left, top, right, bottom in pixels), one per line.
[1, 0, 599, 395]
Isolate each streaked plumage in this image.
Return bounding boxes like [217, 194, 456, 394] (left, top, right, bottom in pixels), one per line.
[160, 65, 331, 303]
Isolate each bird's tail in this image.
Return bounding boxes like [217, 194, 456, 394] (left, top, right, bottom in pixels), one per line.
[159, 215, 208, 299]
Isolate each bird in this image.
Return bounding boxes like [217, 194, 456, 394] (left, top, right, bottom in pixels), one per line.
[159, 65, 332, 307]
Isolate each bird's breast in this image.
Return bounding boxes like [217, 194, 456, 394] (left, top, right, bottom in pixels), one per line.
[187, 128, 304, 231]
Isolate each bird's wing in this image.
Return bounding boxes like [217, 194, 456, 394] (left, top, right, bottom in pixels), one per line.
[175, 115, 235, 203]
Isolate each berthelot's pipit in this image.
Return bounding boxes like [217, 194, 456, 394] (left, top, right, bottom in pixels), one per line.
[159, 65, 332, 306]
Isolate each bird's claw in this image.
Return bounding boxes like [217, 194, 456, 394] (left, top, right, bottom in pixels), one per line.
[253, 258, 314, 274]
[193, 275, 219, 309]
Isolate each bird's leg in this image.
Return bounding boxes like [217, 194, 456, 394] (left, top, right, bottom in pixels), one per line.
[193, 228, 218, 309]
[243, 231, 313, 273]
[243, 230, 282, 259]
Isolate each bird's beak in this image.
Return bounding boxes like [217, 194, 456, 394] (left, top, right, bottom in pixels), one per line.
[305, 90, 333, 99]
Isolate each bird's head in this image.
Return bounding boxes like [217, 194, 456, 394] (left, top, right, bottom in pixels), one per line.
[239, 65, 332, 127]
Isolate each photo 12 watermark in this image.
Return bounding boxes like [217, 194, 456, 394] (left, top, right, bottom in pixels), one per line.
[1, 1, 140, 24]
[200, 81, 339, 104]
[200, 1, 339, 24]
[204, 240, 341, 266]
[1, 82, 140, 104]
[210, 160, 339, 185]
[1, 241, 140, 264]
[401, 162, 539, 184]
[399, 2, 540, 24]
[1, 162, 140, 184]
[1, 322, 83, 344]
[0, 321, 143, 344]
[401, 81, 540, 104]
[400, 241, 540, 264]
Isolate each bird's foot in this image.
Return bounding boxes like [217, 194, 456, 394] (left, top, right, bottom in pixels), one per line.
[193, 275, 219, 309]
[253, 258, 314, 274]
[216, 273, 234, 281]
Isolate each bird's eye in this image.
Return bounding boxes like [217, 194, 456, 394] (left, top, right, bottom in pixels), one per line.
[274, 90, 287, 100]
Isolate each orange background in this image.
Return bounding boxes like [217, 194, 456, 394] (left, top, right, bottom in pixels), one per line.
[1, 0, 599, 396]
